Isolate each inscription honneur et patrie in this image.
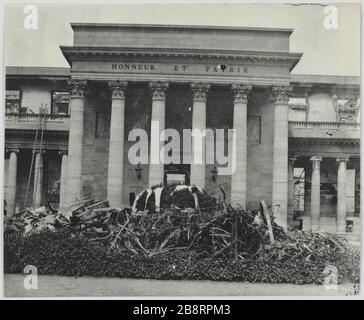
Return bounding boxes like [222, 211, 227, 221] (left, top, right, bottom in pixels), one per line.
[111, 63, 248, 74]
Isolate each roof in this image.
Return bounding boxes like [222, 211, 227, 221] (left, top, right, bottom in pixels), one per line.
[70, 23, 294, 34]
[6, 66, 70, 78]
[291, 74, 360, 86]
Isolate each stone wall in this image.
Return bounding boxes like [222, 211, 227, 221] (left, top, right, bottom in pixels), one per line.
[306, 92, 337, 122]
[122, 83, 152, 205]
[21, 85, 52, 113]
[73, 24, 291, 52]
[246, 89, 274, 210]
[6, 78, 69, 114]
[82, 82, 111, 201]
[205, 86, 233, 202]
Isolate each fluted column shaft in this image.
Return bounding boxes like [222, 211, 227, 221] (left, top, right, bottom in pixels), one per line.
[59, 151, 68, 206]
[6, 149, 19, 216]
[310, 156, 322, 230]
[337, 157, 349, 233]
[190, 82, 210, 188]
[148, 81, 169, 187]
[33, 151, 44, 208]
[271, 86, 292, 231]
[66, 80, 87, 201]
[230, 84, 252, 208]
[288, 157, 296, 230]
[107, 81, 128, 207]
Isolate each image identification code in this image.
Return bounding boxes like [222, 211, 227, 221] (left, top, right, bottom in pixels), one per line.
[177, 304, 231, 315]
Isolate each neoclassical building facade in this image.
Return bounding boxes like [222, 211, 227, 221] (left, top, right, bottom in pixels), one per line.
[4, 24, 360, 236]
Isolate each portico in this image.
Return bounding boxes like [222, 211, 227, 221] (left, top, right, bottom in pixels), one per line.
[60, 24, 301, 226]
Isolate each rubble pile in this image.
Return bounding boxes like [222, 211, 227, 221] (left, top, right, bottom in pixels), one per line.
[4, 185, 360, 284]
[5, 198, 118, 237]
[4, 205, 67, 235]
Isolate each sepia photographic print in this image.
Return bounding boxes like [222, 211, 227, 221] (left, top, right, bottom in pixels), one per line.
[1, 1, 362, 301]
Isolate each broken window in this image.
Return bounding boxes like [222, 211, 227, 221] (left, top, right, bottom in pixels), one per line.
[6, 90, 21, 113]
[52, 91, 70, 115]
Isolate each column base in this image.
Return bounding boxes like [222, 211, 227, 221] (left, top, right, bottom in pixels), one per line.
[337, 225, 346, 233]
[310, 223, 320, 231]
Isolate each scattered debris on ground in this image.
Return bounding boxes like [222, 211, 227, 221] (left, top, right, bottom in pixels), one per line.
[4, 185, 360, 284]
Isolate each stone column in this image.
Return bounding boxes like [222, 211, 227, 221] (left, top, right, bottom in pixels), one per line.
[33, 151, 44, 208]
[310, 156, 322, 230]
[288, 157, 296, 230]
[6, 148, 19, 216]
[66, 80, 87, 201]
[190, 82, 211, 188]
[59, 151, 68, 206]
[107, 80, 128, 207]
[337, 157, 349, 233]
[271, 86, 292, 231]
[230, 84, 252, 208]
[148, 81, 169, 187]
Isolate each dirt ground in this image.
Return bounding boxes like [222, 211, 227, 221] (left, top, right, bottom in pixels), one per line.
[4, 274, 359, 297]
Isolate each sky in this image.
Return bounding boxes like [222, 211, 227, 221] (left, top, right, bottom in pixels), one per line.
[4, 3, 361, 76]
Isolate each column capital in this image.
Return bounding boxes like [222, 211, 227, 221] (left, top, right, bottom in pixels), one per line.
[271, 86, 293, 104]
[191, 82, 211, 102]
[67, 80, 87, 98]
[108, 80, 128, 100]
[310, 156, 323, 163]
[149, 81, 169, 101]
[32, 150, 45, 155]
[288, 156, 297, 163]
[336, 156, 350, 163]
[310, 156, 322, 171]
[58, 150, 68, 156]
[6, 148, 19, 154]
[231, 84, 252, 104]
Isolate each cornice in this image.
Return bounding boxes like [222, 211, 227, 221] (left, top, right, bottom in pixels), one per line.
[70, 23, 294, 34]
[5, 129, 69, 138]
[289, 137, 360, 146]
[60, 46, 302, 70]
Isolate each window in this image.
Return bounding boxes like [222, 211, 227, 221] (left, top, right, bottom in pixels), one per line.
[6, 90, 21, 113]
[52, 91, 70, 114]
